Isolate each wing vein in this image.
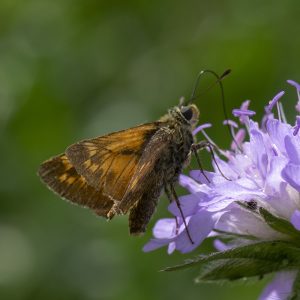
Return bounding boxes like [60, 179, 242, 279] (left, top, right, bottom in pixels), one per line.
[110, 155, 137, 192]
[102, 154, 119, 190]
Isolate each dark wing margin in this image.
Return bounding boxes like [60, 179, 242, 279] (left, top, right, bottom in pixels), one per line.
[38, 154, 113, 217]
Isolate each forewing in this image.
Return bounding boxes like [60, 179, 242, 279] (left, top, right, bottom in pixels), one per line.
[65, 123, 160, 202]
[38, 154, 113, 217]
[117, 128, 173, 214]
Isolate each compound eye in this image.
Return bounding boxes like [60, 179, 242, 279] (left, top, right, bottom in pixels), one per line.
[181, 106, 193, 121]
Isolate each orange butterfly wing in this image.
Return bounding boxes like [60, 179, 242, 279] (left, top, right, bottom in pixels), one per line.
[39, 122, 167, 219]
[38, 154, 113, 217]
[64, 122, 161, 203]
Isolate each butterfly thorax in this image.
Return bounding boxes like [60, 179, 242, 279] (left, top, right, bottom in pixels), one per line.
[157, 107, 195, 183]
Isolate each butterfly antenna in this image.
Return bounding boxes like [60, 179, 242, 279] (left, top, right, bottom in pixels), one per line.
[188, 69, 240, 150]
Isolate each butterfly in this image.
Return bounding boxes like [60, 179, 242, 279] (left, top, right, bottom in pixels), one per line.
[38, 70, 230, 239]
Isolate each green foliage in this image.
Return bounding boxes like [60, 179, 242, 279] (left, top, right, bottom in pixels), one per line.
[195, 258, 277, 282]
[291, 272, 300, 300]
[164, 241, 300, 283]
[259, 208, 300, 242]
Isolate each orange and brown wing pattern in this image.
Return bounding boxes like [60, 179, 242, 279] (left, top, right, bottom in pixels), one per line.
[116, 128, 173, 215]
[65, 123, 160, 203]
[38, 154, 113, 217]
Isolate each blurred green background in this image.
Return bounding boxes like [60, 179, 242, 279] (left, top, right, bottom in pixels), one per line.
[1, 0, 300, 299]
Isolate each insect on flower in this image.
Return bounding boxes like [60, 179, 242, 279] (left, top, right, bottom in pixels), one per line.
[146, 79, 300, 300]
[38, 70, 231, 239]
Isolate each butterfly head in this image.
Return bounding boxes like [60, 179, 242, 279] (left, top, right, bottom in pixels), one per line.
[179, 104, 199, 126]
[164, 104, 199, 128]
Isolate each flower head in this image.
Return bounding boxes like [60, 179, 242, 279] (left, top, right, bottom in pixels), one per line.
[145, 80, 300, 300]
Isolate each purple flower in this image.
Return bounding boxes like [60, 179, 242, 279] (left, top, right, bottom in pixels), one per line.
[293, 116, 300, 136]
[287, 80, 300, 113]
[265, 91, 285, 114]
[235, 100, 253, 124]
[259, 271, 297, 300]
[145, 79, 300, 299]
[232, 108, 256, 117]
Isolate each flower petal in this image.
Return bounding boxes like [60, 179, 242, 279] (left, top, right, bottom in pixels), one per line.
[143, 238, 174, 253]
[189, 171, 213, 185]
[214, 239, 230, 251]
[259, 271, 297, 300]
[143, 219, 176, 252]
[282, 163, 300, 192]
[175, 210, 215, 253]
[291, 209, 300, 231]
[152, 218, 176, 239]
[168, 193, 201, 217]
[264, 156, 287, 196]
[179, 174, 204, 193]
[249, 126, 269, 179]
[266, 119, 292, 156]
[284, 135, 300, 164]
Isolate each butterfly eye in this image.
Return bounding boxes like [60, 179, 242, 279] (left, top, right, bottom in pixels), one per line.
[181, 106, 193, 121]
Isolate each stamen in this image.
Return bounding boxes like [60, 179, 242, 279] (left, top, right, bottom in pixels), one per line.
[232, 108, 256, 118]
[193, 123, 212, 136]
[293, 116, 300, 136]
[276, 94, 287, 123]
[206, 144, 231, 181]
[261, 112, 274, 132]
[232, 108, 255, 130]
[264, 91, 285, 115]
[223, 119, 238, 128]
[279, 102, 287, 123]
[287, 79, 300, 91]
[223, 120, 239, 151]
[237, 100, 252, 124]
[201, 129, 230, 158]
[240, 100, 251, 116]
[231, 128, 246, 150]
[276, 102, 282, 122]
[287, 80, 300, 113]
[201, 129, 218, 149]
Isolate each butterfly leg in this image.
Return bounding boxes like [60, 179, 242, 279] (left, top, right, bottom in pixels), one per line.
[165, 182, 194, 244]
[164, 184, 179, 235]
[192, 140, 230, 181]
[191, 141, 210, 183]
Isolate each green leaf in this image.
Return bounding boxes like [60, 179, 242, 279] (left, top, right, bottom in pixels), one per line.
[290, 271, 300, 300]
[194, 258, 280, 282]
[259, 208, 300, 242]
[163, 241, 300, 272]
